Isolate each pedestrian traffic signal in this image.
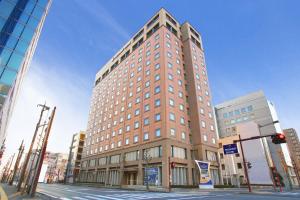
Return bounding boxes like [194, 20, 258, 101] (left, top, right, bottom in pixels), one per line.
[271, 133, 286, 144]
[170, 162, 175, 168]
[247, 162, 252, 169]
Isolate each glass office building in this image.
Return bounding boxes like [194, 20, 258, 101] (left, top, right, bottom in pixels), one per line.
[0, 0, 51, 150]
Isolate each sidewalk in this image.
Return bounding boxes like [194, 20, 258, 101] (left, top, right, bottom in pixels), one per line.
[0, 184, 50, 200]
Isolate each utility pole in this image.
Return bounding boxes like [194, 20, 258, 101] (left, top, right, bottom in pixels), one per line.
[9, 140, 24, 185]
[17, 103, 49, 191]
[25, 121, 47, 194]
[1, 155, 13, 182]
[30, 107, 56, 197]
[65, 134, 75, 184]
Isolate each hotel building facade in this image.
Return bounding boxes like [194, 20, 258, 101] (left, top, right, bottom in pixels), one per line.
[79, 8, 219, 189]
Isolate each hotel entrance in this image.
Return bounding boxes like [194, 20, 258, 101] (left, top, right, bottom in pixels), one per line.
[124, 171, 138, 185]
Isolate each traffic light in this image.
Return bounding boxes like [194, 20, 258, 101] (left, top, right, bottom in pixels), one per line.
[170, 162, 175, 168]
[271, 133, 286, 144]
[247, 162, 252, 169]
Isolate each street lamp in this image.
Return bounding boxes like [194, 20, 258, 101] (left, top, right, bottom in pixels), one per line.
[143, 149, 152, 191]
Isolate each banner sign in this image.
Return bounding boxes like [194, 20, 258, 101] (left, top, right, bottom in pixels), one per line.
[144, 167, 159, 185]
[223, 143, 239, 155]
[195, 160, 213, 189]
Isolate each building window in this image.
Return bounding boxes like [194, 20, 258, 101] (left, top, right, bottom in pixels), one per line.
[135, 109, 140, 116]
[169, 99, 175, 106]
[180, 117, 185, 125]
[155, 128, 161, 137]
[144, 132, 149, 141]
[125, 138, 129, 145]
[155, 86, 161, 94]
[144, 118, 150, 126]
[179, 104, 184, 111]
[169, 112, 175, 121]
[155, 99, 161, 107]
[126, 125, 130, 132]
[237, 163, 243, 169]
[155, 74, 160, 81]
[181, 132, 186, 140]
[118, 128, 123, 135]
[134, 121, 139, 129]
[146, 70, 150, 76]
[168, 62, 173, 68]
[145, 81, 150, 88]
[155, 52, 160, 60]
[134, 135, 139, 143]
[212, 138, 216, 144]
[168, 73, 173, 80]
[145, 92, 150, 99]
[155, 43, 160, 49]
[136, 97, 140, 103]
[144, 104, 150, 112]
[155, 63, 160, 70]
[118, 141, 122, 147]
[201, 121, 206, 128]
[155, 113, 161, 121]
[170, 128, 176, 136]
[203, 135, 207, 142]
[178, 91, 183, 98]
[168, 85, 174, 93]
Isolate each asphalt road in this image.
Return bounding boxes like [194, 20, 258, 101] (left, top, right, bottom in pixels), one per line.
[37, 184, 300, 200]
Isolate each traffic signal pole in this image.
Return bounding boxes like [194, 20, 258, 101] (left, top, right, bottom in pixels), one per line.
[234, 131, 286, 192]
[238, 135, 252, 192]
[168, 156, 171, 192]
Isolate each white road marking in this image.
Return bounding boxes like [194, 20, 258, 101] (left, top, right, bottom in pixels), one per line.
[60, 198, 72, 200]
[38, 191, 60, 199]
[95, 194, 125, 200]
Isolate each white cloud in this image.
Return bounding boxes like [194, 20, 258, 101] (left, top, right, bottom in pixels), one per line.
[73, 0, 130, 40]
[2, 59, 91, 166]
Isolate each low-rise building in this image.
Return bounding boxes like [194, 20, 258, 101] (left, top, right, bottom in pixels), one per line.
[66, 131, 85, 183]
[43, 152, 68, 183]
[283, 128, 300, 184]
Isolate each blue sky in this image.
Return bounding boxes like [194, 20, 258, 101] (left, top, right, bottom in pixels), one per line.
[4, 0, 300, 158]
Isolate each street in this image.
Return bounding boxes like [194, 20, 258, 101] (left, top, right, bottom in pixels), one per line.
[37, 184, 300, 200]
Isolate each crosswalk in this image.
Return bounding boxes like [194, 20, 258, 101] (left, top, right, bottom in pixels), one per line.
[39, 191, 217, 200]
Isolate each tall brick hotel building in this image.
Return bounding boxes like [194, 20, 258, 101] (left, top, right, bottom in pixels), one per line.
[79, 8, 220, 188]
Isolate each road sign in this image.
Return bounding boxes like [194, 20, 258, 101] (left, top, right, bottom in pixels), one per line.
[223, 143, 238, 155]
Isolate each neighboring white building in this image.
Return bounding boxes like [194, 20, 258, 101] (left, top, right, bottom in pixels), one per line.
[215, 90, 293, 189]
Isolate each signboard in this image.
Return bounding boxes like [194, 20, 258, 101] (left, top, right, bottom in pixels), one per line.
[144, 167, 159, 185]
[223, 143, 238, 155]
[195, 160, 213, 189]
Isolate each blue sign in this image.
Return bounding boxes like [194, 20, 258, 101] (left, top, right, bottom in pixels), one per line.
[144, 167, 159, 185]
[223, 143, 238, 155]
